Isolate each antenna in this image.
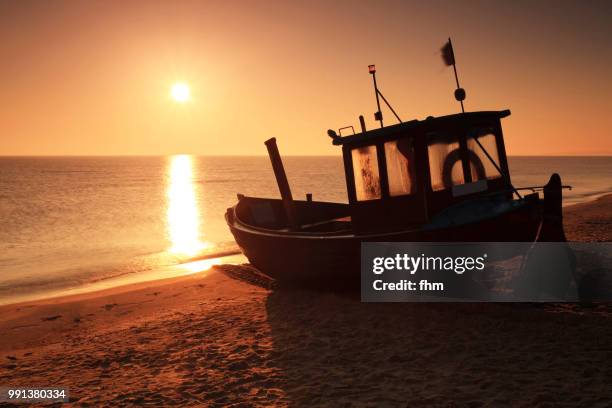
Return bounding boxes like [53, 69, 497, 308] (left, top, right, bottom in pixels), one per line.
[368, 65, 402, 128]
[369, 65, 384, 128]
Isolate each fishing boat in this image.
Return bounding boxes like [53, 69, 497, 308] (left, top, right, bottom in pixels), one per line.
[225, 63, 568, 286]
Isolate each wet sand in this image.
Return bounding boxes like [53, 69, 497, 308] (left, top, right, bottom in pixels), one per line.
[564, 194, 612, 242]
[0, 195, 611, 407]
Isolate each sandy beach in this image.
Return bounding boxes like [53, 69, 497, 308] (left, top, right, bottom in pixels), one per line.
[1, 195, 611, 407]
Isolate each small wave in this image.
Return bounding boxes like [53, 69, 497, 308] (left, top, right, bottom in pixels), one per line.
[0, 241, 244, 302]
[569, 187, 612, 199]
[567, 186, 612, 197]
[196, 179, 241, 184]
[183, 248, 243, 264]
[40, 170, 104, 174]
[564, 188, 612, 206]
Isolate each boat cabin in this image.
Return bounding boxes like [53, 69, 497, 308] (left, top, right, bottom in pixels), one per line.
[333, 110, 513, 232]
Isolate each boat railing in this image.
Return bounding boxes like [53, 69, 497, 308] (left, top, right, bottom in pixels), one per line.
[450, 184, 572, 207]
[515, 185, 572, 193]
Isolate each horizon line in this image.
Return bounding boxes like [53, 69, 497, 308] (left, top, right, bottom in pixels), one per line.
[1, 154, 611, 158]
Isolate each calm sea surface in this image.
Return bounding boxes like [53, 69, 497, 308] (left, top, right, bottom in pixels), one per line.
[1, 156, 610, 303]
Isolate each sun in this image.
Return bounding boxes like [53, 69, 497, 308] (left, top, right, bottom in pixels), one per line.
[170, 82, 190, 103]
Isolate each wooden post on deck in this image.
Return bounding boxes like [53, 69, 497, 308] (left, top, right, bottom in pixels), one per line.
[359, 115, 367, 133]
[265, 137, 299, 230]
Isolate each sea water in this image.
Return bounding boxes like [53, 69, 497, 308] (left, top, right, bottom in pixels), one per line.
[0, 156, 610, 303]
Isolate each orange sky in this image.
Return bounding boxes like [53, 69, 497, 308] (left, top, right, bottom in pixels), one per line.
[1, 0, 610, 156]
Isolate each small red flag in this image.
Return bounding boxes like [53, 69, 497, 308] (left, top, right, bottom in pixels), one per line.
[441, 40, 455, 66]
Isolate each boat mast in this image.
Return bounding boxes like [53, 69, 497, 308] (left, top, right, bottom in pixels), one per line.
[369, 65, 384, 128]
[441, 37, 466, 113]
[449, 38, 465, 113]
[369, 65, 402, 128]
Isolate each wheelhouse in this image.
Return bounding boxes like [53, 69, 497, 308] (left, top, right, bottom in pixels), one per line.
[335, 110, 513, 232]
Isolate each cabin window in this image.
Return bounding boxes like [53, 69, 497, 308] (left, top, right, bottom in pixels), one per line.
[384, 139, 416, 196]
[427, 133, 465, 191]
[351, 145, 381, 201]
[467, 129, 501, 181]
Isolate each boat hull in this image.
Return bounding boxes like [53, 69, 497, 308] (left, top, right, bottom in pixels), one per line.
[225, 198, 542, 287]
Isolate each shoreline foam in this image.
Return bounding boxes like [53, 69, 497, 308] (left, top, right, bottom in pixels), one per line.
[0, 253, 246, 307]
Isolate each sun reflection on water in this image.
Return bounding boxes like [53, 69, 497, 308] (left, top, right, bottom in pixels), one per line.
[167, 155, 207, 256]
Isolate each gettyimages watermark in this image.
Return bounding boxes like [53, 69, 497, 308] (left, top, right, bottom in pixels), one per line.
[361, 242, 612, 302]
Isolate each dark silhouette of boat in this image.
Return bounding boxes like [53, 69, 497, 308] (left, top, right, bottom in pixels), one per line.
[225, 68, 568, 286]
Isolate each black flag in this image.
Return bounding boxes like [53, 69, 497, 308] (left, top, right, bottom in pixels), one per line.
[441, 40, 455, 66]
[441, 38, 465, 112]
